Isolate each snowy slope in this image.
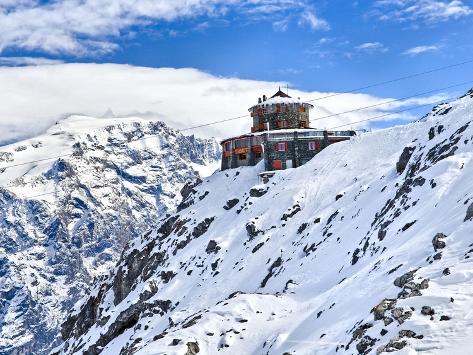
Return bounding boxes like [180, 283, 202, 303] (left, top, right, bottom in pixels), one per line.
[57, 89, 473, 355]
[0, 116, 220, 355]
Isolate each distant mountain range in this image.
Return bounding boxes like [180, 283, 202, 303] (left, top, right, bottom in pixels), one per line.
[0, 116, 220, 354]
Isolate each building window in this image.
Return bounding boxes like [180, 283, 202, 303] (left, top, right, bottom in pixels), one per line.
[238, 154, 247, 160]
[275, 142, 287, 152]
[254, 152, 262, 159]
[299, 121, 307, 128]
[273, 160, 282, 170]
[235, 138, 248, 149]
[308, 141, 318, 151]
[277, 120, 288, 129]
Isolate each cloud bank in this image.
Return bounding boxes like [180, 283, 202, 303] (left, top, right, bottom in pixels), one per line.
[0, 0, 329, 56]
[0, 63, 449, 146]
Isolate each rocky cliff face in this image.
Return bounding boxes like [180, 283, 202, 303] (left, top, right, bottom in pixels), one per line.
[55, 90, 473, 355]
[0, 116, 220, 355]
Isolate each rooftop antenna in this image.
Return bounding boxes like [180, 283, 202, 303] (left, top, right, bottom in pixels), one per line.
[286, 84, 289, 95]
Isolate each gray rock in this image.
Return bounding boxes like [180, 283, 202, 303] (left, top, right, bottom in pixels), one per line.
[432, 233, 447, 251]
[372, 299, 396, 320]
[185, 341, 200, 355]
[465, 203, 473, 222]
[223, 198, 239, 210]
[249, 187, 268, 198]
[421, 306, 435, 316]
[205, 240, 220, 254]
[396, 146, 415, 174]
[394, 270, 417, 288]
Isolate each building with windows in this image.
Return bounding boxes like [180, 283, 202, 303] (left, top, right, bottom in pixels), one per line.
[220, 89, 356, 171]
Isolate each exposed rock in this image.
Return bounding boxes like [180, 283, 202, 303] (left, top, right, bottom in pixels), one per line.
[442, 268, 451, 276]
[185, 341, 200, 355]
[440, 315, 451, 321]
[246, 222, 261, 239]
[394, 270, 417, 288]
[249, 187, 268, 198]
[252, 242, 264, 253]
[192, 217, 215, 238]
[297, 223, 309, 234]
[396, 146, 415, 174]
[281, 204, 301, 221]
[399, 330, 421, 339]
[180, 179, 202, 202]
[372, 299, 396, 321]
[465, 203, 473, 222]
[223, 198, 239, 210]
[432, 233, 447, 251]
[160, 271, 177, 283]
[421, 306, 435, 316]
[205, 240, 220, 254]
[351, 248, 361, 265]
[401, 221, 416, 231]
[428, 127, 436, 140]
[260, 257, 283, 288]
[356, 335, 377, 354]
[391, 307, 412, 324]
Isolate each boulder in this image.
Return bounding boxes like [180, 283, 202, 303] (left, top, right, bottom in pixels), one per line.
[421, 306, 435, 316]
[185, 341, 200, 355]
[432, 233, 447, 251]
[205, 240, 220, 254]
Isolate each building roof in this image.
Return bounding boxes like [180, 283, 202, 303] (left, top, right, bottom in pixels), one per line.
[270, 88, 291, 99]
[249, 89, 314, 111]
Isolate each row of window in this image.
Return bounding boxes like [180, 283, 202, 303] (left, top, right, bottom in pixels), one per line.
[275, 141, 319, 152]
[224, 136, 264, 151]
[252, 104, 308, 114]
[225, 140, 320, 155]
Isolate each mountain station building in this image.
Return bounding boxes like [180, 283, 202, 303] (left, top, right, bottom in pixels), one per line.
[220, 89, 356, 171]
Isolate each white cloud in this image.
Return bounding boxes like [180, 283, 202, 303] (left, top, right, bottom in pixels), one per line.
[298, 10, 331, 31]
[373, 0, 472, 23]
[0, 63, 445, 145]
[403, 44, 442, 55]
[0, 56, 64, 66]
[0, 0, 323, 55]
[355, 42, 388, 53]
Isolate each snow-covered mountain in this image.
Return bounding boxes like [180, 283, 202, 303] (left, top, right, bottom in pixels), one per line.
[55, 89, 473, 355]
[0, 116, 220, 355]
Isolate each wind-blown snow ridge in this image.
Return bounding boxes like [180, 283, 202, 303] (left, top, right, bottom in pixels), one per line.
[55, 89, 473, 355]
[0, 115, 220, 355]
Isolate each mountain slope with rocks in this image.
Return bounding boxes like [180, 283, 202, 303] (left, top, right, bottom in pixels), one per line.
[59, 89, 473, 355]
[0, 116, 220, 355]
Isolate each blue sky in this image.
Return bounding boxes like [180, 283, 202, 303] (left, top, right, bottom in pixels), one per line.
[0, 0, 472, 141]
[2, 0, 472, 95]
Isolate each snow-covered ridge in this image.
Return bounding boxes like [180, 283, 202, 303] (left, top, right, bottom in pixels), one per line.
[56, 90, 473, 354]
[0, 115, 220, 354]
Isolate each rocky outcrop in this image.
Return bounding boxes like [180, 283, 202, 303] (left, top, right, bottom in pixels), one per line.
[396, 146, 415, 174]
